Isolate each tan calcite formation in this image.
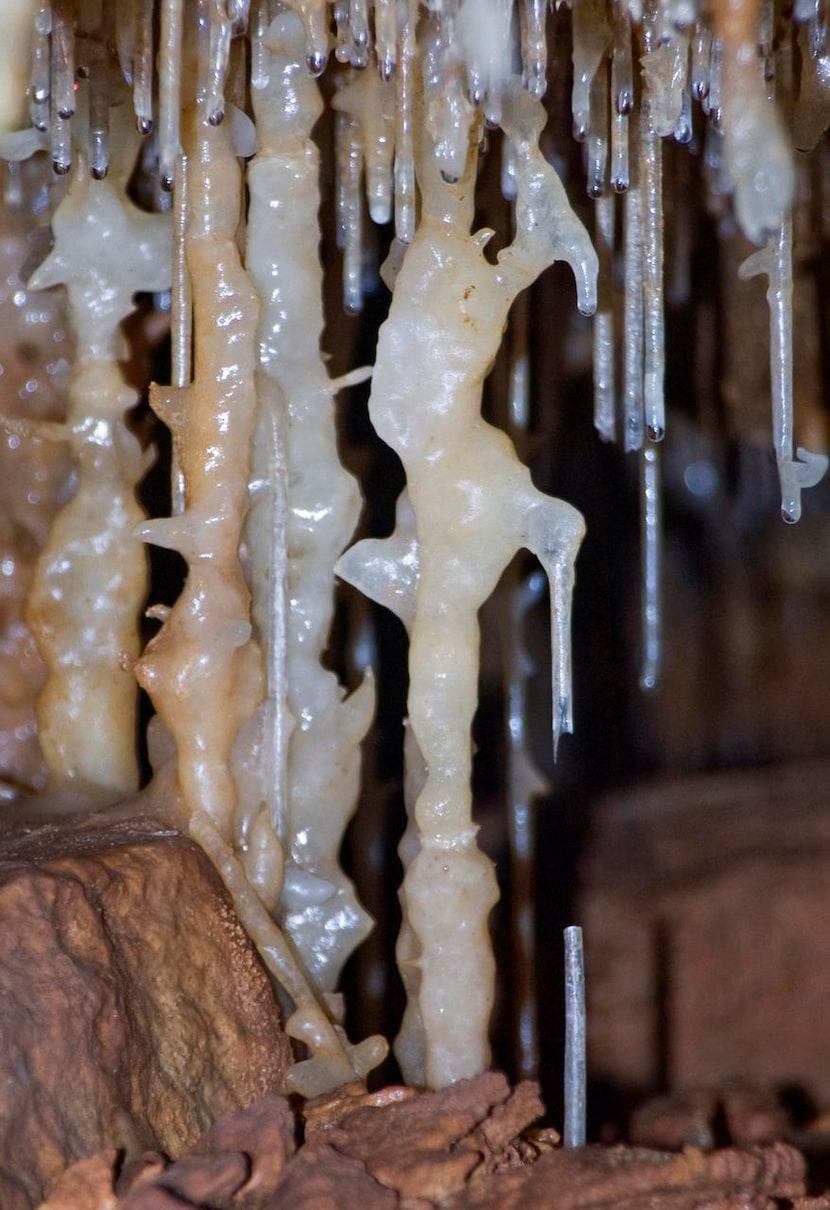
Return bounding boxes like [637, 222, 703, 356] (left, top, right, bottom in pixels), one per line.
[0, 160, 72, 794]
[135, 105, 262, 845]
[0, 814, 291, 1210]
[135, 91, 380, 1100]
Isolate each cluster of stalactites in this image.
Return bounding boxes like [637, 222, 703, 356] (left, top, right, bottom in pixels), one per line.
[12, 2, 827, 247]
[6, 0, 826, 694]
[15, 0, 533, 244]
[13, 4, 823, 174]
[9, 0, 827, 203]
[4, 0, 823, 718]
[576, 0, 823, 420]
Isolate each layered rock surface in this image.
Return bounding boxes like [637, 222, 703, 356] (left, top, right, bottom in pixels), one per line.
[580, 761, 830, 1104]
[38, 1074, 809, 1209]
[0, 814, 292, 1209]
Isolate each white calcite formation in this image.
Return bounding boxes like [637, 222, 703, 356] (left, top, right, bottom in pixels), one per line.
[243, 11, 375, 998]
[337, 83, 596, 1087]
[25, 98, 170, 800]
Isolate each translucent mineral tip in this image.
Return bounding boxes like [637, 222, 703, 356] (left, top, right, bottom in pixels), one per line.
[307, 50, 328, 76]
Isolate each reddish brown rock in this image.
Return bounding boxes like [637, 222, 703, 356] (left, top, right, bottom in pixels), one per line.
[0, 815, 292, 1210]
[580, 761, 830, 1106]
[629, 1090, 720, 1151]
[466, 1080, 553, 1173]
[314, 1073, 545, 1204]
[155, 1152, 249, 1205]
[303, 1082, 418, 1141]
[269, 1143, 398, 1209]
[35, 1150, 118, 1210]
[118, 1188, 188, 1210]
[33, 1086, 816, 1210]
[455, 1140, 806, 1209]
[322, 1076, 495, 1197]
[629, 1085, 788, 1152]
[190, 1095, 297, 1202]
[114, 1154, 167, 1200]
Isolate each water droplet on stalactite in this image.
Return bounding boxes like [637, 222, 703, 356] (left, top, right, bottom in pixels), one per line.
[306, 51, 327, 76]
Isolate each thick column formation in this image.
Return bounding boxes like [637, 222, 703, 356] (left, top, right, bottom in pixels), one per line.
[243, 12, 374, 997]
[135, 106, 261, 838]
[26, 101, 170, 800]
[338, 83, 596, 1088]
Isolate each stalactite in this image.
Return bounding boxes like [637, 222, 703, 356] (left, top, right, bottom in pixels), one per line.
[338, 82, 596, 1087]
[243, 9, 375, 998]
[24, 98, 169, 800]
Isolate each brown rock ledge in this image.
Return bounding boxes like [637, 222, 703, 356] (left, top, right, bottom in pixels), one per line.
[0, 815, 292, 1210]
[38, 1075, 810, 1209]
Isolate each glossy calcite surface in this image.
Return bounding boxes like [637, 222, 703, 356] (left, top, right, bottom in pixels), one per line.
[27, 103, 170, 798]
[0, 160, 72, 796]
[338, 85, 596, 1088]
